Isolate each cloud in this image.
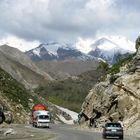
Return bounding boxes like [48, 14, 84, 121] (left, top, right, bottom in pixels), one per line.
[0, 0, 139, 50]
[0, 35, 40, 51]
[75, 37, 94, 53]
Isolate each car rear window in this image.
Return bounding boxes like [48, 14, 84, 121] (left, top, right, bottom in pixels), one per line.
[105, 123, 121, 127]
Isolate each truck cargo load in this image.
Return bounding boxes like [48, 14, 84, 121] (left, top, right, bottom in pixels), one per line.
[32, 104, 46, 111]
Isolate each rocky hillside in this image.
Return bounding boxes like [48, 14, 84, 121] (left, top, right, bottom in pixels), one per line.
[80, 36, 140, 129]
[0, 45, 52, 89]
[0, 67, 78, 125]
[0, 67, 39, 124]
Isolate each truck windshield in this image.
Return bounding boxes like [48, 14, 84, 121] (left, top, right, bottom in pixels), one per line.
[39, 115, 49, 120]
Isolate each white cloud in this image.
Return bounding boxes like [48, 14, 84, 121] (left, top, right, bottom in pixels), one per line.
[0, 0, 139, 51]
[75, 37, 94, 53]
[86, 0, 113, 10]
[0, 35, 40, 52]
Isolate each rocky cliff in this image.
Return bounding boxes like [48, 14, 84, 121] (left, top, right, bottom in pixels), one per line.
[81, 36, 140, 129]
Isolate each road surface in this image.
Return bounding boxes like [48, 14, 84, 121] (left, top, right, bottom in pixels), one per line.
[49, 124, 138, 140]
[0, 124, 139, 140]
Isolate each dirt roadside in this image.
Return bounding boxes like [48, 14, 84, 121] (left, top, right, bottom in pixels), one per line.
[0, 124, 55, 140]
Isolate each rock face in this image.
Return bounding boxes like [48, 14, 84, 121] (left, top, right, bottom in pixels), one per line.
[136, 36, 140, 55]
[81, 36, 140, 128]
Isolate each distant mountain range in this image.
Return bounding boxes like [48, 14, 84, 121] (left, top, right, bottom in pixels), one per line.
[26, 36, 135, 64]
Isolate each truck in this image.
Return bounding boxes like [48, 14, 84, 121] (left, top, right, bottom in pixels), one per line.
[32, 104, 51, 128]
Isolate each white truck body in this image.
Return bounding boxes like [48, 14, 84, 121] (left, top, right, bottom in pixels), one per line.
[33, 110, 50, 128]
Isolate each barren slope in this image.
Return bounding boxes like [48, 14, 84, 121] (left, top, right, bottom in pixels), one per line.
[36, 59, 99, 79]
[0, 45, 52, 89]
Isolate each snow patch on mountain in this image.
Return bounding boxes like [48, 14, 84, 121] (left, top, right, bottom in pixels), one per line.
[39, 42, 75, 56]
[90, 38, 131, 58]
[105, 36, 135, 52]
[26, 42, 94, 61]
[75, 35, 135, 54]
[94, 38, 118, 51]
[33, 49, 41, 57]
[55, 105, 78, 124]
[25, 35, 136, 64]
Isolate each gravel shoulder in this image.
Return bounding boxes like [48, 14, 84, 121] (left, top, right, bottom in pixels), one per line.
[0, 124, 54, 140]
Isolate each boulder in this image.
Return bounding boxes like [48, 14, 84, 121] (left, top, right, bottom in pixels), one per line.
[4, 111, 13, 124]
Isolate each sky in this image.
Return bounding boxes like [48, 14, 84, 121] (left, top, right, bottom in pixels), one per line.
[0, 0, 139, 51]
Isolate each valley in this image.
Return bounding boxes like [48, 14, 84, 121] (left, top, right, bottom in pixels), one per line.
[0, 36, 139, 140]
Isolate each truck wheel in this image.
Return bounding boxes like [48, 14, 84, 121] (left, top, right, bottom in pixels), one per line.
[34, 124, 37, 128]
[36, 123, 39, 128]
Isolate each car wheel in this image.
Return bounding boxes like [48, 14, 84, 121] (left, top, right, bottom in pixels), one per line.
[119, 135, 123, 139]
[102, 134, 106, 139]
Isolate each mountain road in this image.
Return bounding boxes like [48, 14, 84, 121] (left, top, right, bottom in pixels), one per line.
[0, 124, 139, 140]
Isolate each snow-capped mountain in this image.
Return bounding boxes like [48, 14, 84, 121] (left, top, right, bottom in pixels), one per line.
[76, 36, 135, 54]
[26, 36, 136, 64]
[88, 37, 135, 64]
[26, 42, 94, 61]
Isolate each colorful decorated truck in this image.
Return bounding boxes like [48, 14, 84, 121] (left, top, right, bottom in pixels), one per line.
[32, 105, 50, 128]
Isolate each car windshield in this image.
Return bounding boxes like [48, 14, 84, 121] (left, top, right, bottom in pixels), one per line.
[38, 115, 49, 120]
[105, 123, 121, 127]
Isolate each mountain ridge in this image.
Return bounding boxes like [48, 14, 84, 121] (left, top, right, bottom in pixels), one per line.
[26, 42, 94, 62]
[26, 36, 135, 64]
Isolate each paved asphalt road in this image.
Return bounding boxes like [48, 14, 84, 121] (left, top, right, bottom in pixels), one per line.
[48, 124, 138, 140]
[0, 124, 139, 140]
